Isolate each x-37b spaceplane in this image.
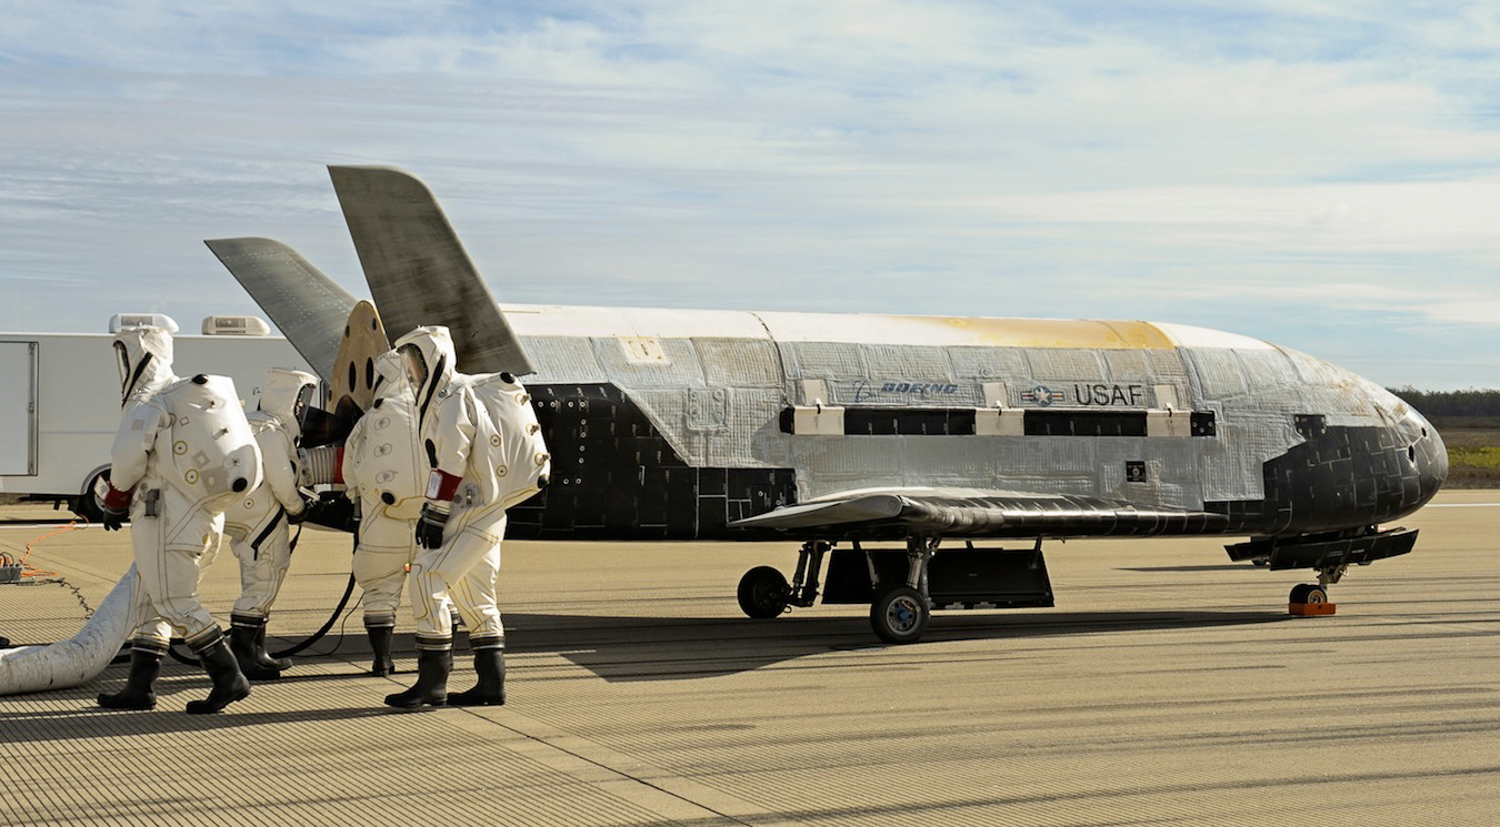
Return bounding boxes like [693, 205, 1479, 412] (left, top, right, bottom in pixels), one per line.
[207, 166, 1447, 644]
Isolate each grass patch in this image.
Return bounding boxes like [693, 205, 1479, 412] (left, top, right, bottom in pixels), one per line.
[1435, 419, 1500, 488]
[1430, 416, 1500, 430]
[1449, 446, 1500, 470]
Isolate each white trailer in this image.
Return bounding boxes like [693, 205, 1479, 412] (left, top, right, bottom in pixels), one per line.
[0, 314, 313, 520]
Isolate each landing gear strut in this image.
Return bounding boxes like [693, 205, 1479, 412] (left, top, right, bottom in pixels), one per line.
[869, 537, 937, 643]
[736, 537, 947, 644]
[736, 541, 829, 619]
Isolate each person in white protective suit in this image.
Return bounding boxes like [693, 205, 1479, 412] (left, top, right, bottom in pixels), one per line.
[384, 326, 549, 709]
[221, 368, 318, 680]
[340, 351, 426, 676]
[95, 326, 259, 714]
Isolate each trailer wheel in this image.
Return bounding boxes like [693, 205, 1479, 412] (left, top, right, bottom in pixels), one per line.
[74, 468, 111, 524]
[871, 586, 930, 644]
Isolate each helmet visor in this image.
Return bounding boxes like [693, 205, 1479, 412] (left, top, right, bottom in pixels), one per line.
[398, 343, 428, 390]
[114, 341, 131, 398]
[294, 382, 319, 422]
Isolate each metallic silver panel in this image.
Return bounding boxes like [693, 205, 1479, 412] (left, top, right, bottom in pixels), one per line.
[519, 336, 605, 384]
[509, 324, 1359, 517]
[1236, 348, 1296, 393]
[695, 338, 782, 389]
[1189, 348, 1248, 400]
[782, 342, 864, 383]
[857, 344, 954, 384]
[1025, 349, 1105, 381]
[589, 336, 706, 390]
[1282, 348, 1390, 425]
[947, 346, 1030, 385]
[1102, 349, 1157, 381]
[1145, 349, 1191, 377]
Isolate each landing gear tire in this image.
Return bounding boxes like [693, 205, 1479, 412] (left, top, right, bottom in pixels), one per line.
[870, 586, 930, 644]
[74, 468, 110, 524]
[737, 566, 790, 619]
[1289, 584, 1328, 604]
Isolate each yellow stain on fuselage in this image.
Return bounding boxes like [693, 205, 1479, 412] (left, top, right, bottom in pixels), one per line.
[507, 304, 1190, 350]
[935, 317, 1176, 350]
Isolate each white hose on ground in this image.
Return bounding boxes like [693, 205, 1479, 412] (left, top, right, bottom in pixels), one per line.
[0, 564, 141, 695]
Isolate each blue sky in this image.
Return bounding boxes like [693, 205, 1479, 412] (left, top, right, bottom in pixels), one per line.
[2, 1, 1497, 389]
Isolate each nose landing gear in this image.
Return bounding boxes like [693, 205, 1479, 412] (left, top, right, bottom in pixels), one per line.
[1289, 583, 1327, 605]
[1289, 564, 1344, 616]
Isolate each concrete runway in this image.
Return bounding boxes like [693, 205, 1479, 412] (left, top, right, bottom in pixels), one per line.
[1, 491, 1496, 826]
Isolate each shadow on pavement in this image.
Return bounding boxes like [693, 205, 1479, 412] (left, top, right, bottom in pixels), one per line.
[496, 607, 1290, 682]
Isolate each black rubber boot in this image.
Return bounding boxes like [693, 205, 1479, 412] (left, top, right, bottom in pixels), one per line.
[256, 622, 293, 671]
[185, 629, 251, 714]
[447, 635, 505, 707]
[366, 623, 395, 676]
[384, 637, 451, 709]
[230, 614, 286, 681]
[97, 643, 165, 710]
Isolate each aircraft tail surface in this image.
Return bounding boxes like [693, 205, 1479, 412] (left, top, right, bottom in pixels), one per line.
[204, 237, 359, 383]
[327, 165, 535, 376]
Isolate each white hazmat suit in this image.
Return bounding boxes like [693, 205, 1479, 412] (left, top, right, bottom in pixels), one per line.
[341, 351, 425, 675]
[384, 325, 549, 709]
[96, 325, 259, 714]
[222, 368, 317, 680]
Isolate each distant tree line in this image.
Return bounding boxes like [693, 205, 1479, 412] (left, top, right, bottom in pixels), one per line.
[1388, 388, 1500, 417]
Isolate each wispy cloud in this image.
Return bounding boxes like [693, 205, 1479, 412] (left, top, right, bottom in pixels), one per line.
[0, 1, 1496, 389]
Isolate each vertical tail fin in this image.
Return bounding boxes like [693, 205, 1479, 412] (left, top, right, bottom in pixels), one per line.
[327, 165, 535, 376]
[204, 237, 359, 383]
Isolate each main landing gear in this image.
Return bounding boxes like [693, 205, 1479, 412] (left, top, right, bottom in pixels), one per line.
[870, 584, 930, 645]
[735, 537, 948, 644]
[867, 538, 937, 644]
[1288, 564, 1345, 616]
[736, 541, 829, 619]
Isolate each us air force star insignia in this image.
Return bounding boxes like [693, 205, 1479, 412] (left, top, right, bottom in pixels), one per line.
[1022, 385, 1062, 407]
